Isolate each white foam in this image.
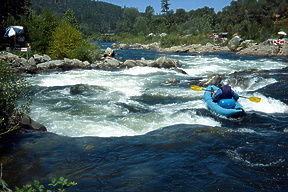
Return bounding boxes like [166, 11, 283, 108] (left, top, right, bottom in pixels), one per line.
[27, 53, 288, 137]
[241, 93, 288, 113]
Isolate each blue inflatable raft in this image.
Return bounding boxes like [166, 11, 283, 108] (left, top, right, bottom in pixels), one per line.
[204, 85, 246, 118]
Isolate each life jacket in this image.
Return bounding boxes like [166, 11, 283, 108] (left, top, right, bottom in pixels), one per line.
[220, 86, 233, 99]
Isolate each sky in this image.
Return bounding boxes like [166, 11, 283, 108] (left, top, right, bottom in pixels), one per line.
[97, 0, 233, 13]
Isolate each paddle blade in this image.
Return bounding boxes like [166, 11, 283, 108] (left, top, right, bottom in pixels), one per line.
[190, 85, 205, 91]
[248, 97, 261, 103]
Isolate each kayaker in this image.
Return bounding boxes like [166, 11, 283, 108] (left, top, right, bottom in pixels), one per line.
[212, 81, 239, 109]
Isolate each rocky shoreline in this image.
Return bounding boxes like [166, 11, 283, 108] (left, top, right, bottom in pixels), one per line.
[112, 36, 288, 57]
[1, 36, 287, 76]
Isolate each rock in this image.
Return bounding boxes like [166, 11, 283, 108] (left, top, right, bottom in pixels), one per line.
[104, 47, 115, 57]
[122, 60, 137, 68]
[149, 56, 181, 68]
[119, 44, 128, 50]
[174, 67, 188, 75]
[200, 75, 223, 87]
[277, 44, 288, 56]
[158, 44, 230, 53]
[0, 52, 20, 63]
[141, 42, 160, 49]
[33, 54, 44, 63]
[36, 58, 91, 72]
[43, 54, 51, 62]
[19, 114, 47, 131]
[28, 57, 36, 66]
[96, 57, 121, 69]
[227, 36, 243, 51]
[165, 78, 178, 84]
[37, 60, 63, 69]
[236, 45, 280, 56]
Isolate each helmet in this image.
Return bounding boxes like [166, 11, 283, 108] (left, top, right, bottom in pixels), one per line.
[220, 79, 229, 86]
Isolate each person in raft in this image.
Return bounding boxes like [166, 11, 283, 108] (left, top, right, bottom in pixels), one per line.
[212, 80, 240, 109]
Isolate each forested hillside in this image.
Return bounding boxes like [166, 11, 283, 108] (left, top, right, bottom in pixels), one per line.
[30, 0, 123, 35]
[29, 0, 288, 41]
[1, 0, 287, 52]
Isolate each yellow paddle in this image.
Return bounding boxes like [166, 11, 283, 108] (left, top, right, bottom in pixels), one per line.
[190, 85, 261, 103]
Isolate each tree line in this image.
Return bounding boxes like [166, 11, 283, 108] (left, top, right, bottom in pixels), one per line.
[29, 0, 288, 41]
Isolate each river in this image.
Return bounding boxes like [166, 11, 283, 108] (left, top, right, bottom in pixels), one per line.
[1, 41, 288, 191]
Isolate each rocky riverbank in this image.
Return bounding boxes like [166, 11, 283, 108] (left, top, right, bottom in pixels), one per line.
[0, 52, 188, 75]
[111, 36, 288, 57]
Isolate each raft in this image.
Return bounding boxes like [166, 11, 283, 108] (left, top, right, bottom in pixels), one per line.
[204, 85, 246, 118]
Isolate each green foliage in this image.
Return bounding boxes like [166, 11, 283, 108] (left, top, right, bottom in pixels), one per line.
[30, 0, 123, 35]
[12, 177, 77, 192]
[160, 34, 182, 48]
[62, 9, 79, 29]
[69, 41, 101, 63]
[0, 178, 10, 192]
[21, 9, 58, 54]
[48, 21, 83, 59]
[0, 60, 31, 133]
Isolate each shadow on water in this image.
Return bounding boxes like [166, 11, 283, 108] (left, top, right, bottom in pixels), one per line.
[1, 123, 287, 192]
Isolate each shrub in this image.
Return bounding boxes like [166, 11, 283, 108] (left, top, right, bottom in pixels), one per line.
[48, 21, 83, 59]
[69, 40, 101, 63]
[0, 60, 31, 134]
[0, 177, 77, 192]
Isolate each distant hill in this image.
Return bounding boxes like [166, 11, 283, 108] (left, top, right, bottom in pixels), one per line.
[30, 0, 123, 34]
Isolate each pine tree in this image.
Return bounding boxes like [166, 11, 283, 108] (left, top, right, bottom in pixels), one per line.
[161, 0, 171, 14]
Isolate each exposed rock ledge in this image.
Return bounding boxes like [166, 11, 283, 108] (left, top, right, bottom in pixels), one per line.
[0, 52, 187, 75]
[158, 43, 230, 53]
[156, 37, 288, 57]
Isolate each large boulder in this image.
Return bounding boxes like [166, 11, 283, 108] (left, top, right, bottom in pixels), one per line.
[122, 60, 138, 68]
[149, 56, 181, 68]
[19, 114, 47, 131]
[119, 44, 129, 50]
[104, 47, 115, 57]
[227, 36, 243, 51]
[33, 54, 51, 64]
[236, 45, 280, 56]
[96, 57, 121, 69]
[36, 58, 90, 72]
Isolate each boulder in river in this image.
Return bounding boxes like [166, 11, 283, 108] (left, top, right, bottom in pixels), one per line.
[104, 47, 115, 57]
[148, 56, 181, 68]
[227, 36, 243, 51]
[19, 114, 47, 132]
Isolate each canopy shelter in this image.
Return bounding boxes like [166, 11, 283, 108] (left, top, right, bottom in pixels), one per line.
[278, 31, 287, 36]
[4, 26, 25, 37]
[4, 26, 30, 59]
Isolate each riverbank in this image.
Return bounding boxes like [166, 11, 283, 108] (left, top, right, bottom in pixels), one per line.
[112, 37, 288, 57]
[1, 37, 287, 75]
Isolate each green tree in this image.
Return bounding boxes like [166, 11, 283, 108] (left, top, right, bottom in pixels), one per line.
[62, 9, 79, 29]
[69, 40, 101, 63]
[48, 21, 83, 59]
[22, 9, 58, 54]
[150, 16, 169, 34]
[0, 60, 31, 134]
[145, 5, 155, 19]
[133, 17, 149, 35]
[161, 0, 171, 14]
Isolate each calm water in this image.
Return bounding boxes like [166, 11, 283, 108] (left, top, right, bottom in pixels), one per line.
[1, 42, 288, 191]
